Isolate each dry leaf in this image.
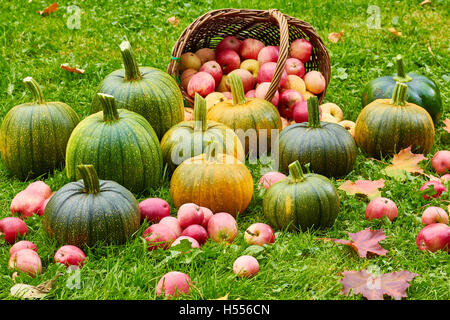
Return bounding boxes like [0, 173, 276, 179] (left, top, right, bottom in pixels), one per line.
[388, 27, 402, 37]
[382, 146, 427, 180]
[11, 284, 48, 299]
[340, 269, 419, 300]
[443, 119, 450, 133]
[328, 30, 344, 43]
[338, 178, 385, 199]
[37, 2, 58, 16]
[427, 44, 435, 57]
[419, 0, 431, 6]
[168, 16, 180, 27]
[60, 64, 85, 74]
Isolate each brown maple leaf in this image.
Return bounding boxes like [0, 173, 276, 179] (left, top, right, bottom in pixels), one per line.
[382, 146, 427, 179]
[443, 119, 450, 133]
[338, 178, 385, 199]
[37, 2, 58, 16]
[340, 269, 420, 300]
[60, 63, 85, 74]
[388, 27, 402, 37]
[328, 30, 344, 43]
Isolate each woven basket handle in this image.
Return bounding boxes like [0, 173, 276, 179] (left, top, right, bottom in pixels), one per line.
[264, 9, 289, 103]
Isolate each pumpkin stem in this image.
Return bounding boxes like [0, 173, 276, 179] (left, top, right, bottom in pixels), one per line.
[393, 55, 412, 82]
[120, 41, 143, 81]
[307, 96, 322, 128]
[390, 82, 408, 106]
[194, 93, 208, 132]
[288, 160, 305, 182]
[23, 77, 45, 104]
[97, 93, 120, 122]
[229, 74, 248, 105]
[77, 164, 101, 194]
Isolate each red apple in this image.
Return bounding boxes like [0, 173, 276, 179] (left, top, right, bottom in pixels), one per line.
[365, 197, 398, 221]
[143, 223, 177, 251]
[156, 271, 193, 298]
[216, 36, 242, 53]
[9, 240, 37, 256]
[285, 57, 305, 78]
[421, 207, 449, 226]
[257, 62, 287, 88]
[207, 212, 237, 244]
[257, 46, 279, 65]
[180, 69, 198, 90]
[258, 172, 287, 190]
[187, 72, 215, 97]
[181, 224, 208, 245]
[244, 223, 275, 246]
[255, 82, 279, 107]
[177, 203, 204, 229]
[290, 38, 313, 63]
[171, 236, 200, 252]
[420, 181, 447, 200]
[416, 223, 449, 252]
[10, 181, 52, 218]
[9, 249, 42, 277]
[159, 216, 183, 238]
[227, 69, 255, 92]
[139, 198, 170, 223]
[233, 255, 259, 278]
[304, 70, 326, 94]
[36, 193, 53, 216]
[199, 60, 223, 86]
[240, 59, 260, 78]
[200, 207, 213, 229]
[432, 151, 450, 175]
[216, 49, 241, 74]
[240, 38, 265, 60]
[55, 245, 86, 268]
[292, 100, 323, 123]
[0, 217, 28, 244]
[245, 89, 256, 98]
[195, 48, 216, 64]
[278, 89, 303, 119]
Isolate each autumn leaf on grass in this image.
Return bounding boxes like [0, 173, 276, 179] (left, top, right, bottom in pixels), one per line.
[318, 228, 388, 258]
[338, 178, 385, 199]
[10, 274, 60, 299]
[37, 2, 58, 16]
[328, 30, 344, 43]
[381, 146, 427, 180]
[388, 27, 402, 37]
[340, 269, 420, 300]
[60, 64, 85, 74]
[419, 0, 431, 6]
[168, 16, 180, 27]
[443, 119, 450, 133]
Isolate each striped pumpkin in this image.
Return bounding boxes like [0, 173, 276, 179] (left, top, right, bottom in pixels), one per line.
[279, 96, 357, 177]
[43, 164, 140, 246]
[0, 77, 80, 180]
[90, 41, 184, 139]
[207, 74, 282, 157]
[263, 160, 339, 231]
[161, 93, 244, 172]
[66, 93, 163, 193]
[355, 82, 435, 158]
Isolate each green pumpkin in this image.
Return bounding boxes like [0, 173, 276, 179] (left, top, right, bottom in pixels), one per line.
[0, 77, 80, 180]
[43, 164, 140, 246]
[361, 55, 442, 123]
[263, 160, 339, 231]
[66, 93, 163, 193]
[279, 96, 357, 177]
[161, 93, 245, 172]
[91, 41, 184, 139]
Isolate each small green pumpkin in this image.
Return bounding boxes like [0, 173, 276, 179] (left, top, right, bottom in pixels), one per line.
[66, 93, 163, 193]
[0, 77, 80, 180]
[263, 160, 339, 231]
[43, 164, 140, 246]
[91, 41, 184, 139]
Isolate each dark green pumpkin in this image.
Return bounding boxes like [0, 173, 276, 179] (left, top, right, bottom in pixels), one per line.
[279, 96, 357, 177]
[43, 164, 140, 246]
[263, 160, 339, 231]
[361, 55, 442, 123]
[66, 93, 163, 193]
[0, 77, 80, 180]
[91, 41, 184, 139]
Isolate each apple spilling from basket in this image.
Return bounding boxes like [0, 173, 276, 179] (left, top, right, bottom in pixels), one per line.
[179, 36, 355, 136]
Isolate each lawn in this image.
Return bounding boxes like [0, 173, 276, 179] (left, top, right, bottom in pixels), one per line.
[0, 0, 449, 300]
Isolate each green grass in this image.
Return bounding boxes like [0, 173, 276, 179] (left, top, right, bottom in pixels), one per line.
[0, 0, 449, 300]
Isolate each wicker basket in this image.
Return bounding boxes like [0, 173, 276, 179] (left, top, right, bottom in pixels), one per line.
[167, 8, 330, 107]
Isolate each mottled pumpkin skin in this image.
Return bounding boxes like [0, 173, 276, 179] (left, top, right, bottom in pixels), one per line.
[207, 98, 282, 156]
[0, 102, 80, 180]
[170, 153, 254, 216]
[279, 122, 357, 177]
[160, 120, 245, 172]
[43, 179, 140, 246]
[91, 67, 184, 139]
[355, 99, 435, 158]
[66, 109, 163, 193]
[263, 174, 339, 231]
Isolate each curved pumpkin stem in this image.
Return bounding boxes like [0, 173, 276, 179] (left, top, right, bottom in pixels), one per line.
[393, 55, 412, 83]
[288, 160, 305, 182]
[97, 93, 120, 122]
[391, 82, 408, 106]
[23, 77, 45, 104]
[120, 40, 143, 82]
[194, 93, 207, 132]
[229, 74, 248, 105]
[77, 164, 100, 194]
[307, 96, 321, 128]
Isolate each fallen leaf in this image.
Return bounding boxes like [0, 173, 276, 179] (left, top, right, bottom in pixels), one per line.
[10, 284, 48, 299]
[427, 44, 435, 57]
[167, 16, 180, 27]
[60, 63, 85, 74]
[338, 178, 385, 199]
[381, 146, 427, 180]
[443, 119, 450, 133]
[419, 0, 431, 6]
[388, 27, 402, 37]
[37, 2, 58, 16]
[340, 269, 420, 300]
[328, 30, 344, 43]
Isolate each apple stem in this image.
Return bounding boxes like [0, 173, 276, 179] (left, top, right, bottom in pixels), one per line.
[245, 229, 256, 237]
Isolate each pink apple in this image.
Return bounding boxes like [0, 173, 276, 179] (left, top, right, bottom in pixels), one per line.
[159, 216, 183, 238]
[240, 59, 260, 78]
[233, 255, 259, 278]
[180, 69, 198, 90]
[200, 207, 214, 228]
[245, 89, 256, 98]
[156, 271, 193, 298]
[139, 198, 170, 223]
[257, 46, 279, 65]
[177, 203, 204, 229]
[257, 62, 287, 88]
[36, 194, 53, 216]
[10, 181, 52, 218]
[365, 197, 398, 221]
[240, 38, 265, 60]
[421, 207, 449, 226]
[0, 217, 28, 244]
[216, 49, 241, 74]
[258, 172, 287, 190]
[9, 240, 37, 256]
[292, 100, 322, 123]
[255, 82, 279, 106]
[181, 224, 209, 245]
[54, 245, 86, 268]
[278, 89, 303, 119]
[199, 60, 223, 86]
[432, 150, 450, 175]
[290, 38, 313, 63]
[171, 236, 200, 252]
[227, 68, 255, 92]
[441, 174, 450, 183]
[187, 72, 215, 97]
[304, 70, 326, 94]
[285, 57, 305, 78]
[9, 249, 42, 277]
[207, 212, 238, 244]
[244, 223, 276, 246]
[216, 36, 242, 53]
[420, 181, 447, 200]
[416, 223, 449, 252]
[143, 223, 177, 251]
